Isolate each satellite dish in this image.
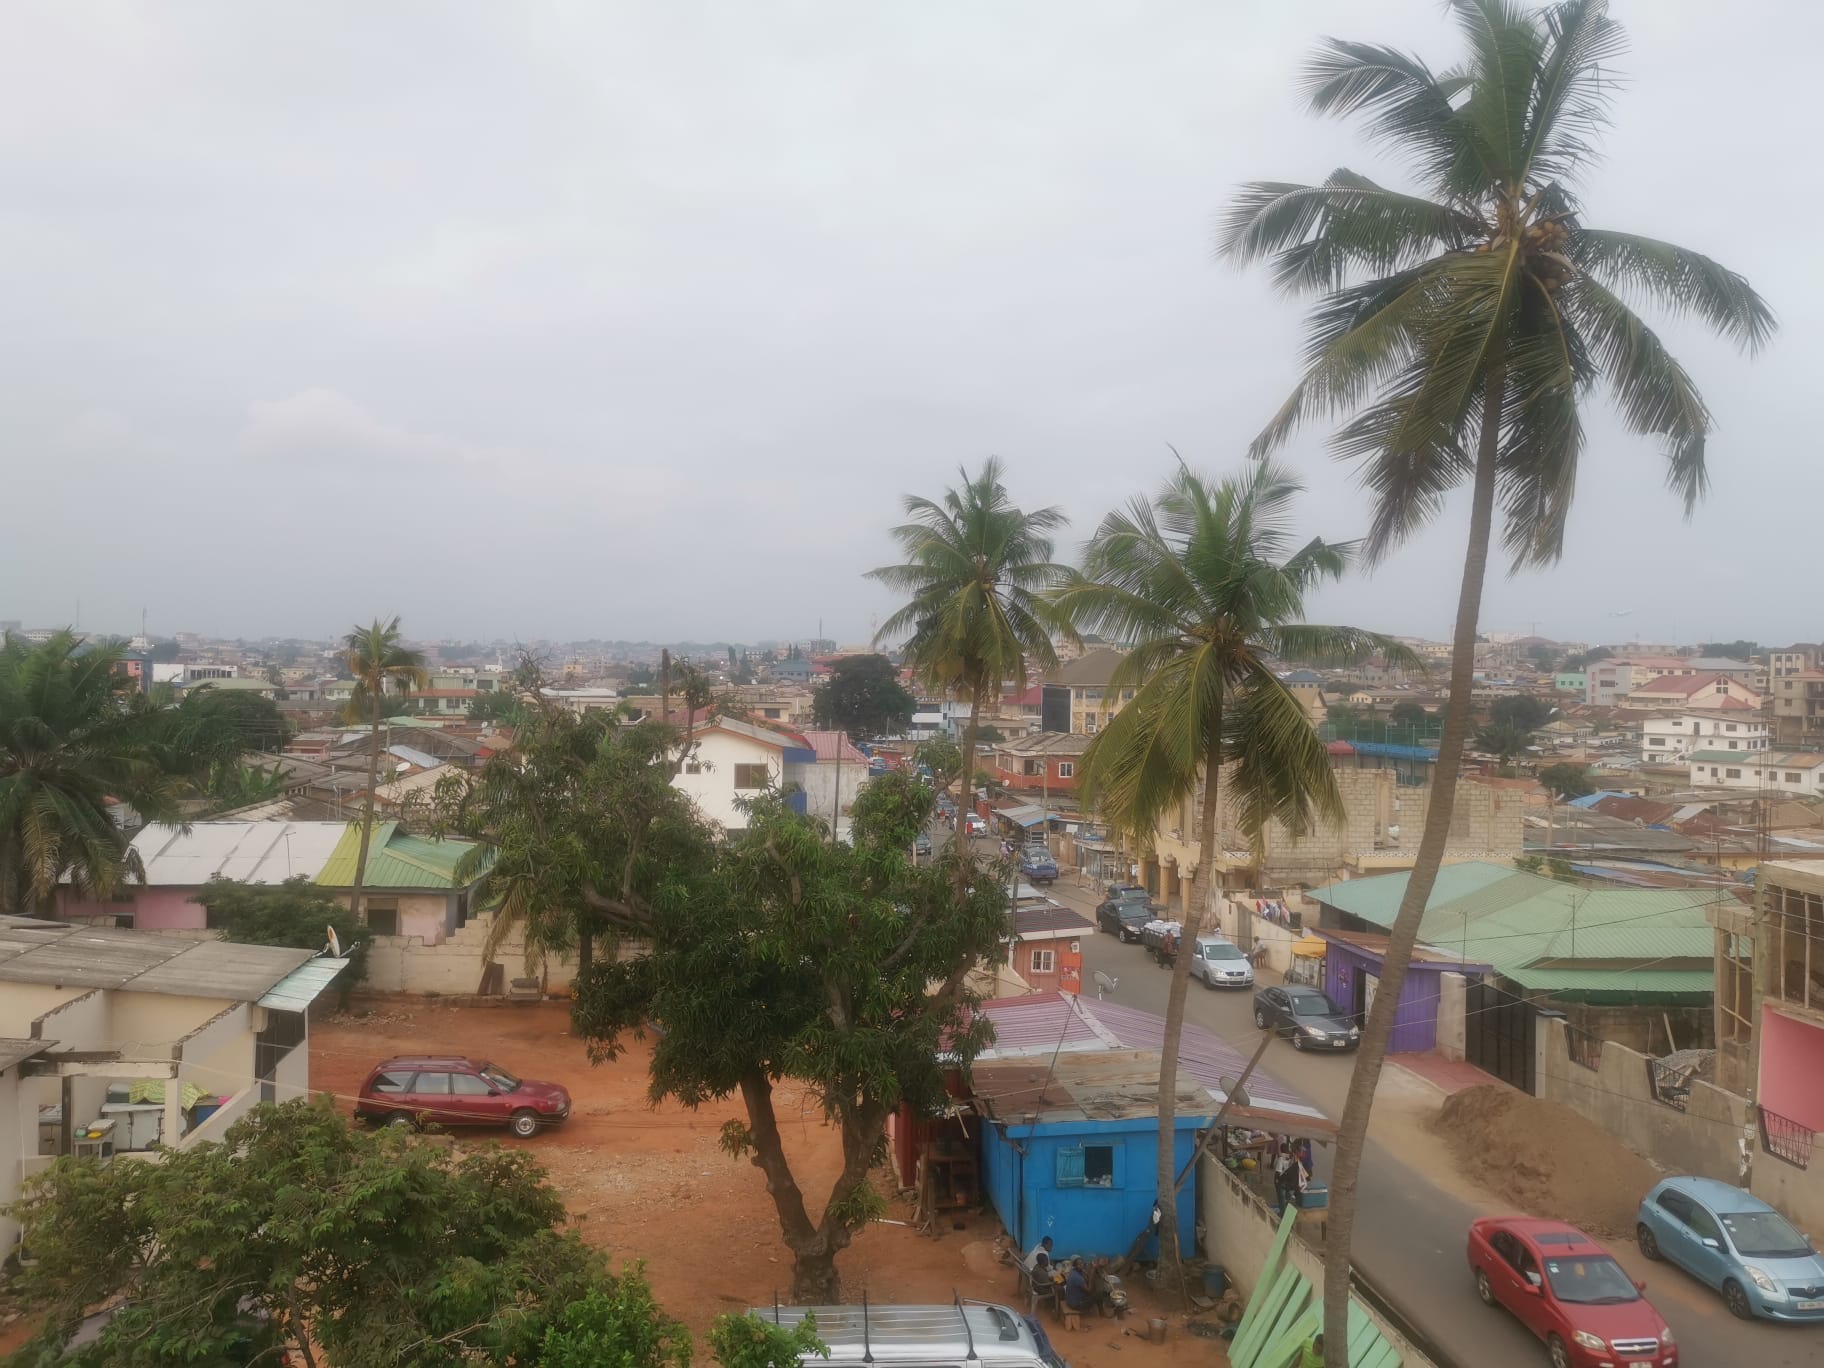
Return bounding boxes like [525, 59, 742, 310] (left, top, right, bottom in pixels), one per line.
[326, 925, 342, 958]
[1219, 1074, 1253, 1108]
[1092, 970, 1118, 1000]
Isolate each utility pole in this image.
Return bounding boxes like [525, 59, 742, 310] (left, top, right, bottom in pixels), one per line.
[660, 648, 672, 725]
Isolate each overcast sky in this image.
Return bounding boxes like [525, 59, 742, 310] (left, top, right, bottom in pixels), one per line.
[2, 2, 1814, 649]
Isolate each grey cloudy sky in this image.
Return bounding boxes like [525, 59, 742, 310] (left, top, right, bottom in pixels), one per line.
[2, 2, 1814, 649]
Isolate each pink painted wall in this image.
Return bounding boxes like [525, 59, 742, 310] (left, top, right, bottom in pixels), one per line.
[1758, 1006, 1824, 1132]
[57, 887, 205, 931]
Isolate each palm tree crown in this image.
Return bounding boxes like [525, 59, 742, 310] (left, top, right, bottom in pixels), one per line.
[869, 458, 1073, 800]
[343, 618, 428, 723]
[1061, 461, 1405, 846]
[1222, 0, 1773, 563]
[0, 632, 192, 912]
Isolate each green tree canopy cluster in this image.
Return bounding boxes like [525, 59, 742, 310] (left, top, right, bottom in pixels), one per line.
[4, 1101, 687, 1368]
[808, 653, 915, 740]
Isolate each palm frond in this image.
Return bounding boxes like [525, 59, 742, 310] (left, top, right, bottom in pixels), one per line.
[1519, 0, 1625, 186]
[1450, 0, 1545, 181]
[1300, 39, 1484, 195]
[1219, 172, 1482, 294]
[1572, 229, 1775, 354]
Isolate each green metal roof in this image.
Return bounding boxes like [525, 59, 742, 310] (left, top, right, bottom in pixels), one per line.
[1309, 860, 1725, 994]
[315, 822, 483, 890]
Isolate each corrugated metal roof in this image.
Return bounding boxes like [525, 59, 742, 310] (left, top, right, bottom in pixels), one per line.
[1310, 860, 1723, 989]
[797, 731, 869, 764]
[130, 821, 352, 886]
[0, 921, 316, 1000]
[1502, 967, 1714, 996]
[386, 743, 442, 770]
[127, 939, 315, 1000]
[314, 822, 481, 889]
[258, 956, 352, 1012]
[976, 993, 1315, 1117]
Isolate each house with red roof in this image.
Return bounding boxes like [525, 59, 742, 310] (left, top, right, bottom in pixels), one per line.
[1618, 671, 1763, 712]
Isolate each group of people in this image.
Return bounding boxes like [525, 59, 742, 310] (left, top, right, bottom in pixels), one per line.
[1023, 1236, 1113, 1326]
[1272, 1141, 1312, 1212]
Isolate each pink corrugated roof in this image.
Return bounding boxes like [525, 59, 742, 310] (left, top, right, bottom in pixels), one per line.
[975, 992, 1310, 1114]
[798, 730, 869, 764]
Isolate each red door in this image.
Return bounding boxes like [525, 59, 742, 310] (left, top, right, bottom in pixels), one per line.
[449, 1068, 505, 1123]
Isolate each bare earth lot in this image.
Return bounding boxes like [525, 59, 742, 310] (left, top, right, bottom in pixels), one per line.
[311, 999, 1226, 1367]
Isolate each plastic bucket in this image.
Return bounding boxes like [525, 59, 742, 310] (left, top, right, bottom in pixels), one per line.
[1203, 1265, 1228, 1297]
[1147, 1318, 1167, 1344]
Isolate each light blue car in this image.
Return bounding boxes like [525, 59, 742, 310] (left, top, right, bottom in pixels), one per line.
[1636, 1175, 1824, 1322]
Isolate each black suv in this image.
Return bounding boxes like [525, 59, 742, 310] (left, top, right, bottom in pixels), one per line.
[1096, 887, 1156, 942]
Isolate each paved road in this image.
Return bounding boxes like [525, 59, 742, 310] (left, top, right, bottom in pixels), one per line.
[1009, 865, 1804, 1367]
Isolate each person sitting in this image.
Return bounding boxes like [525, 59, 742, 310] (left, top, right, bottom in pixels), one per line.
[1062, 1257, 1093, 1329]
[1025, 1235, 1055, 1274]
[1298, 1332, 1324, 1368]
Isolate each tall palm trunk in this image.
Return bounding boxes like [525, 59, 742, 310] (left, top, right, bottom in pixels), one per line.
[1321, 364, 1504, 1364]
[348, 690, 382, 924]
[959, 677, 985, 825]
[1156, 717, 1221, 1301]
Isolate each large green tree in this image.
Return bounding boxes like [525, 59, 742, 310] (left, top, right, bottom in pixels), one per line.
[869, 459, 1073, 820]
[570, 771, 1009, 1301]
[1219, 3, 1772, 1356]
[436, 701, 710, 985]
[0, 632, 220, 915]
[341, 618, 428, 926]
[5, 1100, 681, 1368]
[1473, 717, 1535, 769]
[1055, 461, 1408, 1298]
[809, 653, 916, 740]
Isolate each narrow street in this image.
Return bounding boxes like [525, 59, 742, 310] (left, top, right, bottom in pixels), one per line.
[1004, 857, 1800, 1367]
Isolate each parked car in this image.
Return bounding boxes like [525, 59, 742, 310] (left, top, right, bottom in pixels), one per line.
[1251, 985, 1360, 1051]
[1102, 882, 1147, 902]
[355, 1055, 573, 1138]
[1467, 1216, 1676, 1367]
[1636, 1175, 1824, 1322]
[1019, 846, 1059, 884]
[1096, 898, 1157, 942]
[1189, 935, 1253, 989]
[963, 813, 987, 836]
[914, 831, 933, 857]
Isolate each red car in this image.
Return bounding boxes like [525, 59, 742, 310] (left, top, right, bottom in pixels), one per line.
[354, 1055, 572, 1138]
[1467, 1217, 1676, 1368]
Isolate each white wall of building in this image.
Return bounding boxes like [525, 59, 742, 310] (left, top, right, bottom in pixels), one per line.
[671, 728, 784, 831]
[1688, 756, 1824, 795]
[1641, 713, 1769, 763]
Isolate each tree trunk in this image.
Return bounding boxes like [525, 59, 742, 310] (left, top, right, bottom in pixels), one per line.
[1322, 364, 1505, 1366]
[1155, 721, 1222, 1303]
[959, 676, 985, 828]
[348, 689, 382, 924]
[575, 915, 594, 980]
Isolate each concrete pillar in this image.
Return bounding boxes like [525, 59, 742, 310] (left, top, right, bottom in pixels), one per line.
[1437, 971, 1468, 1062]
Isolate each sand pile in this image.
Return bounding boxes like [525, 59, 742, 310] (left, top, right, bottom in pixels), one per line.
[1431, 1084, 1661, 1236]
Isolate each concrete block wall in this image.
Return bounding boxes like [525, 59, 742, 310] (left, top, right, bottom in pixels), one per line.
[361, 910, 647, 996]
[1436, 971, 1467, 1061]
[1537, 1018, 1751, 1184]
[1198, 1154, 1435, 1366]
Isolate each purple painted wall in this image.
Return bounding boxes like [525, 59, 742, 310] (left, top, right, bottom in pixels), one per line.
[1321, 937, 1480, 1054]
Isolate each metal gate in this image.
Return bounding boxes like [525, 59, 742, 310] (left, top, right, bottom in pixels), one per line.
[1465, 980, 1538, 1093]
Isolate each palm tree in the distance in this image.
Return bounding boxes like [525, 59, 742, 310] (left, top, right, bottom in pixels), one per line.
[0, 632, 193, 915]
[342, 618, 428, 924]
[869, 458, 1074, 818]
[1055, 460, 1413, 1299]
[1218, 1, 1772, 1356]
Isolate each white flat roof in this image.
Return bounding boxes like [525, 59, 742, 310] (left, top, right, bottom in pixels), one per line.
[130, 822, 352, 886]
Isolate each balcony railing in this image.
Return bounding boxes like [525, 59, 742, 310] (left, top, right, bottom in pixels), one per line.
[1760, 1106, 1816, 1170]
[1645, 1058, 1691, 1111]
[1565, 1026, 1604, 1072]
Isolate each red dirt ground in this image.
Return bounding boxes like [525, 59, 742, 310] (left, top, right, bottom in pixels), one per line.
[309, 999, 1230, 1366]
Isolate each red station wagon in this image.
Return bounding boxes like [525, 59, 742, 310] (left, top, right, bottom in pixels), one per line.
[355, 1055, 573, 1138]
[1467, 1217, 1676, 1368]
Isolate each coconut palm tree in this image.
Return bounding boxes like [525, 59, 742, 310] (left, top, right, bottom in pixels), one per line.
[1055, 460, 1411, 1299]
[1217, 2, 1772, 1355]
[0, 632, 194, 914]
[342, 618, 427, 924]
[869, 459, 1074, 814]
[1473, 718, 1534, 771]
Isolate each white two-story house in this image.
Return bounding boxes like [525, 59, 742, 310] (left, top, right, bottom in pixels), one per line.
[1641, 711, 1770, 763]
